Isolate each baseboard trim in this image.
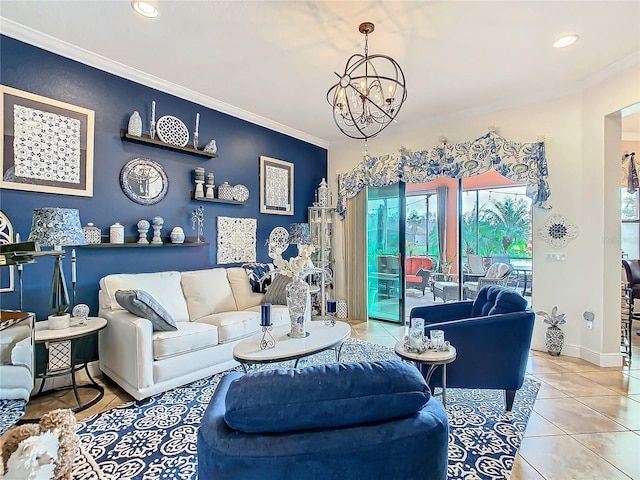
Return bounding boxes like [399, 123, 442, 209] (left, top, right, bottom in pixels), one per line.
[533, 343, 623, 368]
[579, 347, 623, 368]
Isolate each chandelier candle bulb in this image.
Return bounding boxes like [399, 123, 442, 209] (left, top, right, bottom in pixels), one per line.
[261, 303, 271, 327]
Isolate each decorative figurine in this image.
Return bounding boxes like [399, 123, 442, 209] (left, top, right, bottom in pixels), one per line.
[128, 111, 142, 137]
[204, 139, 217, 154]
[194, 167, 205, 198]
[137, 219, 150, 244]
[192, 206, 205, 243]
[151, 216, 164, 244]
[206, 172, 215, 199]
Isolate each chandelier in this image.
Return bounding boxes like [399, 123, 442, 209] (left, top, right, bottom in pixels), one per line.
[327, 22, 407, 140]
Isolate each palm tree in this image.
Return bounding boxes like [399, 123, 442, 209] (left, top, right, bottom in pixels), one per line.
[481, 197, 531, 254]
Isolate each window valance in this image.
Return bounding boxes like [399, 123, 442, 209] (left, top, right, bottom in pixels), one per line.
[336, 132, 550, 218]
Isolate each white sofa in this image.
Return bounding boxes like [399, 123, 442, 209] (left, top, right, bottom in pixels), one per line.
[98, 267, 290, 400]
[0, 315, 34, 401]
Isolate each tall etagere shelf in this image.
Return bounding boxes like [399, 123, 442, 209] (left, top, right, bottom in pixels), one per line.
[308, 206, 336, 317]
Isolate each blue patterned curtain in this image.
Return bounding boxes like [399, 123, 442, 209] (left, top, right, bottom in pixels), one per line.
[336, 132, 550, 218]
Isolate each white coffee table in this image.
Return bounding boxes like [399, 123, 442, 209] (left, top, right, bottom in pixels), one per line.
[394, 341, 457, 406]
[233, 321, 351, 371]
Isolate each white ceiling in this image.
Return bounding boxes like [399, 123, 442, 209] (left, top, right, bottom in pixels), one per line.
[1, 1, 639, 148]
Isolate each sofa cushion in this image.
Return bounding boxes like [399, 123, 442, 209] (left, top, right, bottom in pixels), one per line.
[196, 310, 263, 343]
[100, 271, 190, 323]
[471, 285, 527, 317]
[227, 267, 264, 311]
[224, 360, 431, 433]
[181, 268, 238, 321]
[242, 263, 274, 293]
[152, 322, 219, 361]
[115, 289, 177, 332]
[263, 273, 291, 305]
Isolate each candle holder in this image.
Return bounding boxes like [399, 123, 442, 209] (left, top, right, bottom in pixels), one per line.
[191, 206, 205, 243]
[260, 325, 276, 350]
[325, 299, 337, 326]
[150, 100, 156, 140]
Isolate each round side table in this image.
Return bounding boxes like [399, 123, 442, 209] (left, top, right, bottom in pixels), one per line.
[394, 341, 457, 406]
[33, 316, 107, 412]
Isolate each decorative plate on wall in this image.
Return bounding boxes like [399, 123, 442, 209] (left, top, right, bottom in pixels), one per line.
[156, 115, 189, 147]
[537, 213, 579, 248]
[232, 184, 249, 202]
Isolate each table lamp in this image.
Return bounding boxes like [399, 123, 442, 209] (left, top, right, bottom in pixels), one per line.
[28, 208, 87, 329]
[287, 223, 311, 254]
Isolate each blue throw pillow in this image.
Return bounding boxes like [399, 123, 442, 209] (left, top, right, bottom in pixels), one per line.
[488, 287, 528, 315]
[115, 289, 177, 332]
[242, 262, 274, 293]
[224, 360, 430, 433]
[472, 286, 527, 316]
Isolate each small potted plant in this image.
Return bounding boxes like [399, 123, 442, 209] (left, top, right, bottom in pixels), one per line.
[48, 258, 70, 330]
[536, 306, 566, 356]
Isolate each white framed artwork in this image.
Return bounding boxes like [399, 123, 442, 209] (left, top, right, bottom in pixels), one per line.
[260, 156, 293, 215]
[0, 85, 95, 197]
[217, 216, 257, 264]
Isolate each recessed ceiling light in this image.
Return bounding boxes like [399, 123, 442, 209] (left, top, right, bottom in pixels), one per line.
[553, 34, 579, 49]
[131, 1, 158, 18]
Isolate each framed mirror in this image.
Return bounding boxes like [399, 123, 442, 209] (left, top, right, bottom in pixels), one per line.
[120, 158, 168, 205]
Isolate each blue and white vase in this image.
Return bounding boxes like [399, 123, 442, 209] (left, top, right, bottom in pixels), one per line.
[286, 277, 310, 338]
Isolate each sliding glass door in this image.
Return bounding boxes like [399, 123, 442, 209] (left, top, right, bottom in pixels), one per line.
[367, 183, 405, 323]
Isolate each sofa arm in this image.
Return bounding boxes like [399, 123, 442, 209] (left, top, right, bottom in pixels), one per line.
[11, 337, 33, 370]
[410, 301, 474, 324]
[98, 309, 154, 392]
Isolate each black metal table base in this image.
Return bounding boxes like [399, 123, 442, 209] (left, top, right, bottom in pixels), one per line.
[33, 342, 104, 413]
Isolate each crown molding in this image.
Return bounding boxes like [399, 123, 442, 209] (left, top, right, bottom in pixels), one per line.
[0, 18, 330, 149]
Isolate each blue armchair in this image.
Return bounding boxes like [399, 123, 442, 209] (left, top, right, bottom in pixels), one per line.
[410, 285, 534, 411]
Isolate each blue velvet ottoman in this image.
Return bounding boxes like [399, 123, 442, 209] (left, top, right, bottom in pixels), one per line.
[197, 360, 449, 480]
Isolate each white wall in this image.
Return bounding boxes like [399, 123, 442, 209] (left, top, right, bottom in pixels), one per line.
[328, 64, 640, 366]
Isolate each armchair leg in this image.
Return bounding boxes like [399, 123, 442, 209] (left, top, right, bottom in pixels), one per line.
[505, 390, 516, 411]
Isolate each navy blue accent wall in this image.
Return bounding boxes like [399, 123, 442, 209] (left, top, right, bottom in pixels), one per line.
[0, 36, 327, 321]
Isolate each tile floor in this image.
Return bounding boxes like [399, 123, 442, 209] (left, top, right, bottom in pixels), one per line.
[20, 318, 640, 480]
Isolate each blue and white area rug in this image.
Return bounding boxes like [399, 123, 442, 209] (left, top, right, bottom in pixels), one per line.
[74, 338, 539, 480]
[0, 399, 26, 436]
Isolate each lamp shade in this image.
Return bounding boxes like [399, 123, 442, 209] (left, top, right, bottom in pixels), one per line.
[288, 223, 311, 245]
[28, 208, 88, 247]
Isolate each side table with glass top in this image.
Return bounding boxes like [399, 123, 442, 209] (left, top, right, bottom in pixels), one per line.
[394, 341, 457, 406]
[33, 317, 107, 412]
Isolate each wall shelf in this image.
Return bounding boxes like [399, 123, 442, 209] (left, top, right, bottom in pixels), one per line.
[190, 192, 246, 205]
[120, 129, 218, 158]
[78, 236, 209, 248]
